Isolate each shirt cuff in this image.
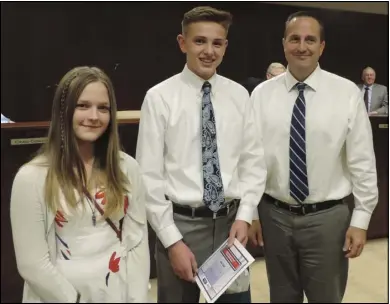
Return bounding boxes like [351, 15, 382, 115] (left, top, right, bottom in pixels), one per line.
[252, 208, 259, 221]
[350, 209, 372, 230]
[156, 223, 183, 249]
[235, 203, 256, 225]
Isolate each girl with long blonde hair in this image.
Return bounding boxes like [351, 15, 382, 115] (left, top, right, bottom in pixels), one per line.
[10, 66, 150, 302]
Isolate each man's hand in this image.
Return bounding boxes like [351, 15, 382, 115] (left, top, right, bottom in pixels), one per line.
[343, 226, 367, 258]
[369, 111, 378, 116]
[168, 240, 198, 282]
[228, 220, 249, 247]
[248, 219, 264, 247]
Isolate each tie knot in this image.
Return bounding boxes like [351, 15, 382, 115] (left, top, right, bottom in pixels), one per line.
[202, 81, 211, 94]
[365, 86, 370, 91]
[296, 82, 306, 92]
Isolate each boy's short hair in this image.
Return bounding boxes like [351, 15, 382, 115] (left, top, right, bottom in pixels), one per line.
[182, 6, 233, 35]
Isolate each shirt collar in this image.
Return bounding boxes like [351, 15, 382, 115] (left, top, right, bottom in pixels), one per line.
[180, 64, 217, 96]
[364, 84, 373, 90]
[284, 64, 321, 92]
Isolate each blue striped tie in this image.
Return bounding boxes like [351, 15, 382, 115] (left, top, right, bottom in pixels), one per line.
[289, 82, 309, 204]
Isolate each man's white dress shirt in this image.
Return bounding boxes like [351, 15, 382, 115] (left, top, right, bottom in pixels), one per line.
[136, 65, 267, 248]
[251, 65, 378, 230]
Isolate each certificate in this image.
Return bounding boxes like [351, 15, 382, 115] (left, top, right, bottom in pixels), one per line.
[195, 238, 255, 303]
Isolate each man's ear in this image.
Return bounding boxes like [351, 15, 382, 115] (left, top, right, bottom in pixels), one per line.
[177, 34, 186, 54]
[319, 40, 326, 57]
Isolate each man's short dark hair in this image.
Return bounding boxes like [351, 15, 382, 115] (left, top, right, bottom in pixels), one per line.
[284, 11, 325, 42]
[181, 6, 233, 35]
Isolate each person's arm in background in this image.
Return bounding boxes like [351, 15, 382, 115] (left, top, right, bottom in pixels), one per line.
[370, 86, 388, 115]
[10, 165, 80, 302]
[377, 86, 388, 115]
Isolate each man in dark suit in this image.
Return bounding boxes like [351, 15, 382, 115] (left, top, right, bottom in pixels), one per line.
[240, 62, 286, 94]
[357, 67, 388, 115]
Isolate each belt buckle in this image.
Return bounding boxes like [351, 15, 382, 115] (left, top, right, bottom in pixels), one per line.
[288, 204, 301, 215]
[301, 205, 306, 215]
[191, 207, 196, 218]
[213, 202, 231, 220]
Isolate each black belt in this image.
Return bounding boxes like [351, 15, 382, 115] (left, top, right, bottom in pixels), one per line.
[264, 194, 343, 216]
[167, 196, 240, 219]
